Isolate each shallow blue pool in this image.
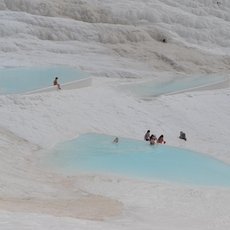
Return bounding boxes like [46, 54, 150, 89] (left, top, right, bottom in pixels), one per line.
[0, 66, 88, 94]
[46, 133, 230, 187]
[120, 74, 227, 97]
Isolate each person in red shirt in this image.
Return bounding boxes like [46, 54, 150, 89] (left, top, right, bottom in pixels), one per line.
[157, 135, 166, 144]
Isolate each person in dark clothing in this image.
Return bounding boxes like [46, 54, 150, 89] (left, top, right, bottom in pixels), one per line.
[149, 134, 157, 145]
[53, 77, 61, 90]
[144, 130, 151, 141]
[179, 131, 187, 141]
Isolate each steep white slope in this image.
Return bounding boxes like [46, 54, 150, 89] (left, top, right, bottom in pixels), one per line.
[0, 0, 229, 75]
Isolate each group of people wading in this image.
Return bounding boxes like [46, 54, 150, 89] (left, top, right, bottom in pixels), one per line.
[144, 130, 187, 145]
[144, 130, 166, 145]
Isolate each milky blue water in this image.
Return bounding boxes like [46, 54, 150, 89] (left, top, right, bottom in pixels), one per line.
[120, 75, 227, 97]
[0, 66, 88, 94]
[47, 133, 230, 187]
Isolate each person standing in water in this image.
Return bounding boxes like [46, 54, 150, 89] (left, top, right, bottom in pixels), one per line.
[113, 137, 119, 143]
[157, 135, 166, 144]
[53, 77, 61, 90]
[149, 134, 157, 145]
[144, 130, 151, 141]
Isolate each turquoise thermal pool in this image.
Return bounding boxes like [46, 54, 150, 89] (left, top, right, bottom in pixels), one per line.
[0, 66, 88, 94]
[46, 133, 230, 187]
[120, 74, 227, 97]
